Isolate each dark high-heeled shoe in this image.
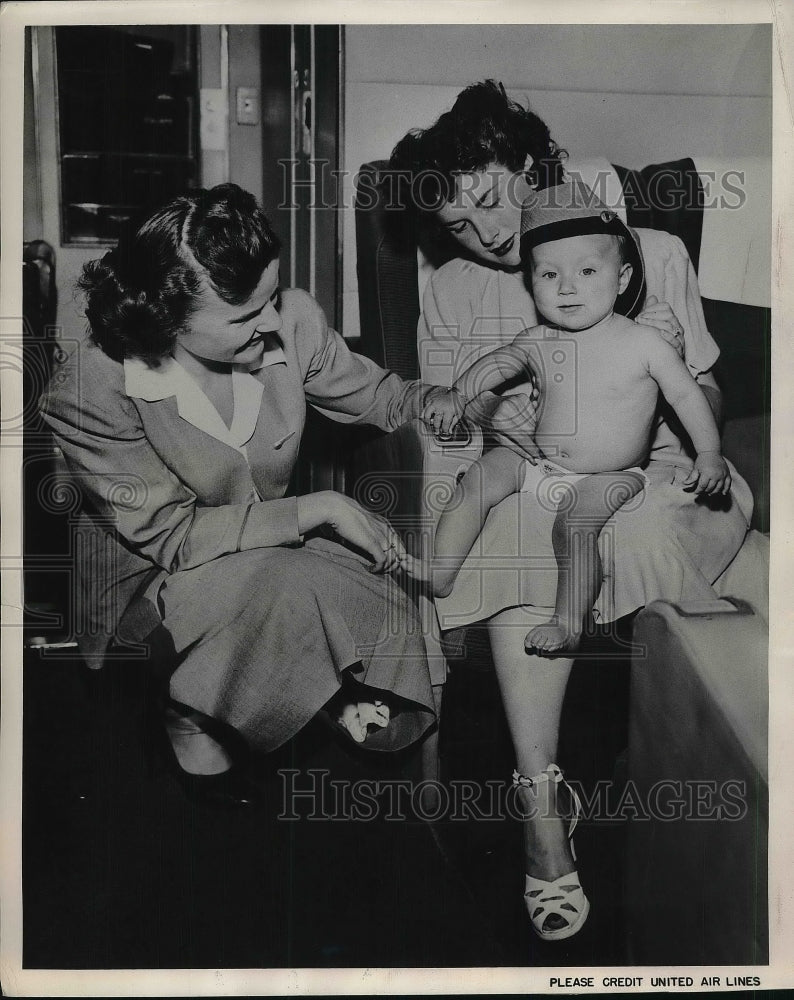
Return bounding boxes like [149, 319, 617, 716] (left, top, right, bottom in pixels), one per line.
[166, 764, 265, 809]
[143, 699, 264, 809]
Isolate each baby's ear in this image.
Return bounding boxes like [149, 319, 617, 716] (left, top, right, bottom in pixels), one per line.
[618, 262, 633, 294]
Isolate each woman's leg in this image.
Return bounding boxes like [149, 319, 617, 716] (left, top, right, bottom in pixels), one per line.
[488, 608, 575, 875]
[488, 606, 578, 933]
[164, 701, 235, 775]
[429, 447, 525, 598]
[527, 471, 645, 654]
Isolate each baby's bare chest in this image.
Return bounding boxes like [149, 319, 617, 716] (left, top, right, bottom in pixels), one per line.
[536, 340, 655, 429]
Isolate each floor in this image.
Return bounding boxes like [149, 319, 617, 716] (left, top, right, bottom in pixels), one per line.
[22, 628, 634, 971]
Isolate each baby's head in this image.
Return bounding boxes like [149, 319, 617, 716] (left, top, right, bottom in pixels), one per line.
[520, 179, 645, 331]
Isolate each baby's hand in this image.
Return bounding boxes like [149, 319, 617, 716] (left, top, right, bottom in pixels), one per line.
[422, 387, 466, 439]
[683, 451, 732, 495]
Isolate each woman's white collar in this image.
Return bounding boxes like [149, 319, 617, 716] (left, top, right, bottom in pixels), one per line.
[123, 353, 284, 450]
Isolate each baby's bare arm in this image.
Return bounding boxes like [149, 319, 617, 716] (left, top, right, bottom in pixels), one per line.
[645, 336, 721, 454]
[453, 327, 541, 400]
[645, 334, 731, 493]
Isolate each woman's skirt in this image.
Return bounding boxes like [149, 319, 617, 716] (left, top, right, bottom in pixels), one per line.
[434, 460, 753, 630]
[155, 537, 435, 753]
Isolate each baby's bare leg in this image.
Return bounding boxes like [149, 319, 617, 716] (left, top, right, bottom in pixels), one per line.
[526, 471, 645, 654]
[405, 447, 524, 598]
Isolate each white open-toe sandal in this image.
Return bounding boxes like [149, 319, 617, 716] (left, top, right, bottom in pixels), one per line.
[513, 763, 590, 941]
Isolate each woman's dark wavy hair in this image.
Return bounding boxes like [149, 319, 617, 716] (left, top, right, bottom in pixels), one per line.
[78, 183, 281, 363]
[389, 80, 567, 213]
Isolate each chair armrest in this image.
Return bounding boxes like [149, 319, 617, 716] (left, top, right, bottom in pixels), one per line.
[712, 529, 769, 625]
[626, 597, 768, 964]
[631, 597, 767, 781]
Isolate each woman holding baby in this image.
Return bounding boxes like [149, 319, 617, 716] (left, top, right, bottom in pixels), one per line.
[391, 80, 752, 940]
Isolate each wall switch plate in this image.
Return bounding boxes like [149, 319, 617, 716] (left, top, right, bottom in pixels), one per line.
[200, 88, 227, 150]
[236, 87, 260, 126]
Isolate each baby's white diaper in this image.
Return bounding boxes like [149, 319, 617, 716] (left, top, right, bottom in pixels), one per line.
[520, 458, 648, 512]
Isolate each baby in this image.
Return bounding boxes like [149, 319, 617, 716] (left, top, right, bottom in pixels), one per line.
[415, 178, 731, 654]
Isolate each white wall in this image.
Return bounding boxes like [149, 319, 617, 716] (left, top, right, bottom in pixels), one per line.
[345, 24, 771, 98]
[341, 23, 772, 335]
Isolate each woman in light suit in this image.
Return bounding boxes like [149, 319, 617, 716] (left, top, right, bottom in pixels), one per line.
[41, 183, 445, 803]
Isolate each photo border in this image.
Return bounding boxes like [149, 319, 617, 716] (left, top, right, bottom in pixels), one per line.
[1, 0, 791, 995]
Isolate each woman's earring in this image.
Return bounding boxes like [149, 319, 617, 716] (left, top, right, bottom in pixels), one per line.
[522, 154, 537, 189]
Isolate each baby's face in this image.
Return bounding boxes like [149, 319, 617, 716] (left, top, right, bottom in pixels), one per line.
[529, 234, 632, 331]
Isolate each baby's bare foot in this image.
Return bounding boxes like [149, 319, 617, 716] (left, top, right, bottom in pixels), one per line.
[398, 555, 456, 598]
[337, 701, 390, 743]
[432, 571, 455, 599]
[525, 621, 581, 655]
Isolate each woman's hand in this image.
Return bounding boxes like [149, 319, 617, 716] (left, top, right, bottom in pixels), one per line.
[422, 387, 466, 438]
[635, 295, 685, 358]
[297, 491, 407, 573]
